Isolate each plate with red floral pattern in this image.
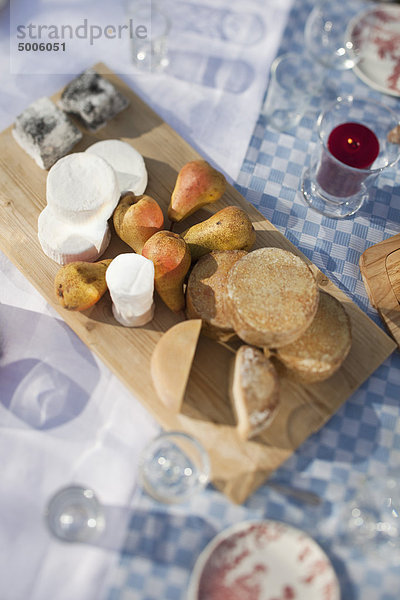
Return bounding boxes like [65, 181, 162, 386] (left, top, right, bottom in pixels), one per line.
[349, 4, 400, 97]
[187, 520, 340, 600]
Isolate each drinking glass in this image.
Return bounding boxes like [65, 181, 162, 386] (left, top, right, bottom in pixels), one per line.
[301, 96, 400, 218]
[127, 1, 171, 72]
[341, 469, 400, 561]
[301, 0, 369, 112]
[45, 485, 105, 543]
[304, 0, 366, 71]
[138, 431, 210, 503]
[261, 53, 320, 132]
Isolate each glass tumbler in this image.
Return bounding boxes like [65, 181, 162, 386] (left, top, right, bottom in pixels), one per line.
[127, 1, 171, 72]
[45, 485, 105, 543]
[342, 468, 400, 562]
[139, 431, 210, 503]
[261, 53, 320, 132]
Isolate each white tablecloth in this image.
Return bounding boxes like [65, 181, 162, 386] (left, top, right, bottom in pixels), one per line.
[0, 1, 293, 598]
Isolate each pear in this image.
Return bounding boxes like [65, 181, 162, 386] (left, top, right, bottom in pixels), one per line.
[168, 160, 227, 222]
[54, 259, 112, 311]
[113, 192, 164, 254]
[181, 206, 256, 260]
[142, 231, 191, 312]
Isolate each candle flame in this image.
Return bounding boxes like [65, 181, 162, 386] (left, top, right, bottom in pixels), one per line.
[347, 137, 360, 150]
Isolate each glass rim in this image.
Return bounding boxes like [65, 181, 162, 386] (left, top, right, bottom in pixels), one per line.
[142, 430, 210, 473]
[317, 95, 400, 174]
[139, 430, 211, 489]
[270, 51, 314, 75]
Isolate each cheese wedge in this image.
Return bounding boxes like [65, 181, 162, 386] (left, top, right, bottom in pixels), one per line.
[105, 253, 155, 327]
[38, 206, 111, 265]
[275, 291, 351, 382]
[151, 320, 202, 412]
[85, 139, 148, 196]
[46, 153, 120, 225]
[230, 345, 280, 439]
[226, 247, 319, 348]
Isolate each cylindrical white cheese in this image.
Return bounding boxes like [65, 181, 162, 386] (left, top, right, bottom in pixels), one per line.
[38, 206, 111, 264]
[85, 139, 148, 196]
[46, 153, 120, 224]
[106, 253, 155, 327]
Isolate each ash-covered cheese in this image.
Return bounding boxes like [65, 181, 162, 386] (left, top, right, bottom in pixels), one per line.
[46, 152, 120, 225]
[85, 139, 148, 195]
[58, 68, 129, 132]
[12, 97, 82, 170]
[38, 206, 111, 265]
[105, 253, 155, 327]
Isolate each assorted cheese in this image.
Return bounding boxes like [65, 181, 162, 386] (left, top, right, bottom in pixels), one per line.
[85, 139, 148, 196]
[12, 73, 352, 436]
[38, 206, 111, 265]
[105, 253, 155, 327]
[46, 153, 120, 225]
[12, 97, 82, 169]
[58, 68, 129, 132]
[38, 152, 120, 264]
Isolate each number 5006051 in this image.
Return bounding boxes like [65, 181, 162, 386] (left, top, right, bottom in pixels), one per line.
[18, 42, 66, 51]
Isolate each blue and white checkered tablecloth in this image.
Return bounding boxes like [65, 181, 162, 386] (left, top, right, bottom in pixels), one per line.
[105, 1, 400, 599]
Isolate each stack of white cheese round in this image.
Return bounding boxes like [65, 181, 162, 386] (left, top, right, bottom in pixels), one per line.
[38, 140, 148, 265]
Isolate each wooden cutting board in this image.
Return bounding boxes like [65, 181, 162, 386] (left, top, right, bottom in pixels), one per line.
[360, 233, 400, 349]
[0, 63, 395, 504]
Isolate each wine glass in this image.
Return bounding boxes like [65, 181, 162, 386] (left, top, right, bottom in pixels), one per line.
[302, 0, 368, 110]
[45, 485, 105, 543]
[138, 431, 210, 504]
[304, 0, 366, 71]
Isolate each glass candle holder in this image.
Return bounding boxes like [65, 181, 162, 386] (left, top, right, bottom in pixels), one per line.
[302, 96, 400, 218]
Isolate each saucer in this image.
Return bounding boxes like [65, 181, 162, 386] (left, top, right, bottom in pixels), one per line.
[348, 4, 400, 97]
[188, 520, 340, 600]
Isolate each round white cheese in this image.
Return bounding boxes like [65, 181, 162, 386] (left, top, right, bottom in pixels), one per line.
[46, 152, 120, 224]
[38, 205, 111, 265]
[105, 253, 155, 327]
[85, 139, 148, 196]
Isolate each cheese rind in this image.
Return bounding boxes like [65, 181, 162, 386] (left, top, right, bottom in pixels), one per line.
[226, 248, 319, 348]
[85, 139, 148, 196]
[46, 153, 120, 225]
[12, 97, 82, 170]
[275, 291, 352, 382]
[105, 253, 155, 327]
[150, 319, 202, 412]
[58, 68, 129, 132]
[230, 345, 280, 440]
[38, 206, 111, 265]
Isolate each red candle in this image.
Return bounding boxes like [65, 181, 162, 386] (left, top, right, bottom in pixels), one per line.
[317, 122, 380, 198]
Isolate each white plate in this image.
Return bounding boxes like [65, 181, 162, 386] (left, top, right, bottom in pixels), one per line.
[349, 4, 400, 97]
[187, 520, 340, 600]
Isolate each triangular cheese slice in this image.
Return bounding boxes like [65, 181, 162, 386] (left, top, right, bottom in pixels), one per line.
[151, 319, 202, 412]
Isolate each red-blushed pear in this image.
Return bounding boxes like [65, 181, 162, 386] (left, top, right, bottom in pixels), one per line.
[142, 231, 191, 312]
[113, 192, 164, 254]
[168, 160, 227, 222]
